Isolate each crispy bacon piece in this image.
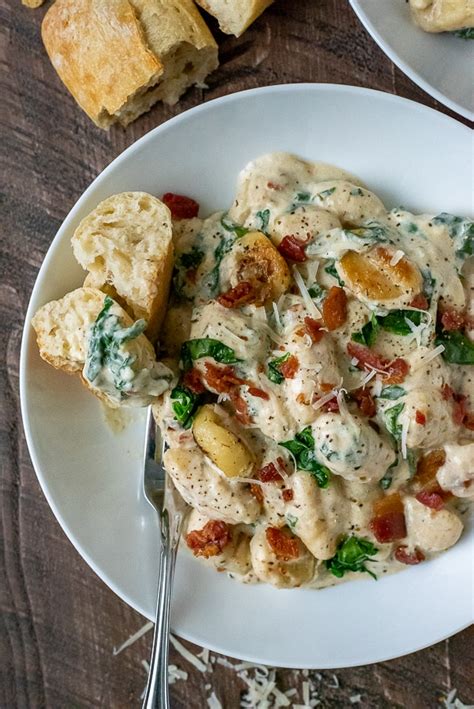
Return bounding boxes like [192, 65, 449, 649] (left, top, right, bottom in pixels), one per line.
[278, 235, 307, 262]
[203, 362, 245, 393]
[248, 386, 270, 400]
[442, 384, 454, 401]
[415, 490, 446, 511]
[464, 413, 474, 431]
[409, 294, 429, 310]
[257, 462, 284, 483]
[322, 286, 348, 331]
[304, 316, 325, 343]
[352, 387, 376, 417]
[369, 494, 407, 543]
[452, 394, 468, 426]
[282, 489, 294, 502]
[186, 520, 231, 558]
[250, 483, 264, 504]
[217, 281, 254, 309]
[162, 192, 199, 219]
[323, 397, 340, 413]
[266, 527, 300, 560]
[267, 181, 284, 191]
[228, 390, 252, 425]
[394, 546, 425, 565]
[182, 368, 205, 394]
[347, 342, 410, 384]
[414, 450, 451, 510]
[279, 354, 299, 379]
[415, 410, 426, 425]
[440, 308, 465, 331]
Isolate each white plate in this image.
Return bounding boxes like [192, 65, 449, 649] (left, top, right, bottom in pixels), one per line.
[20, 85, 473, 669]
[350, 0, 474, 121]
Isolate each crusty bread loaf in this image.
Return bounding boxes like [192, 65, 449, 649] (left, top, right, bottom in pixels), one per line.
[31, 287, 171, 407]
[409, 0, 474, 32]
[41, 0, 218, 129]
[195, 0, 274, 36]
[72, 192, 174, 342]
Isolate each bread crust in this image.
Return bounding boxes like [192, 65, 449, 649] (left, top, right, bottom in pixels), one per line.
[195, 0, 274, 36]
[409, 0, 474, 32]
[72, 192, 174, 342]
[41, 0, 164, 128]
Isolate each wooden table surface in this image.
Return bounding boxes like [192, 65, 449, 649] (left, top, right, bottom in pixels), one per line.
[1, 0, 473, 706]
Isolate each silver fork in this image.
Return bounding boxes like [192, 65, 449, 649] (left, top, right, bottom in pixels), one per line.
[141, 406, 187, 709]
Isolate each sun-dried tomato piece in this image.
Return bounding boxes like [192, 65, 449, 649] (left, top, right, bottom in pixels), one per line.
[266, 527, 300, 560]
[162, 192, 199, 219]
[415, 410, 426, 425]
[352, 387, 376, 417]
[182, 368, 206, 394]
[394, 546, 425, 565]
[322, 286, 348, 331]
[186, 520, 231, 558]
[384, 358, 410, 384]
[279, 354, 299, 379]
[409, 294, 429, 310]
[278, 235, 307, 262]
[282, 489, 294, 502]
[415, 490, 446, 511]
[203, 362, 245, 394]
[229, 390, 252, 425]
[250, 483, 264, 504]
[217, 281, 254, 309]
[303, 317, 325, 343]
[370, 494, 407, 543]
[440, 308, 465, 331]
[257, 462, 283, 483]
[247, 386, 270, 400]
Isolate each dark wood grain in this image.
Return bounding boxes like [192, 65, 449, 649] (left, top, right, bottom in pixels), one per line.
[1, 0, 473, 706]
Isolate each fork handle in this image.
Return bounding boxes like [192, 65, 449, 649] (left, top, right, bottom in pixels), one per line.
[142, 510, 178, 709]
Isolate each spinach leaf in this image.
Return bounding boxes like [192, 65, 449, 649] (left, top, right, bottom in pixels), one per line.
[324, 259, 345, 287]
[280, 427, 331, 488]
[286, 514, 298, 531]
[170, 386, 201, 429]
[380, 458, 398, 490]
[378, 309, 425, 336]
[454, 28, 474, 39]
[179, 246, 204, 270]
[352, 312, 380, 347]
[181, 338, 240, 370]
[295, 191, 312, 203]
[422, 269, 436, 305]
[267, 352, 290, 384]
[383, 403, 405, 441]
[325, 536, 378, 579]
[433, 212, 473, 260]
[84, 296, 147, 389]
[317, 187, 336, 199]
[205, 232, 237, 293]
[379, 385, 406, 400]
[346, 223, 389, 243]
[256, 209, 270, 232]
[435, 330, 474, 365]
[350, 187, 364, 197]
[220, 214, 249, 238]
[308, 283, 326, 301]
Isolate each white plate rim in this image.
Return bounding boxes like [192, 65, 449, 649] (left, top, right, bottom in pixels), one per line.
[349, 0, 474, 122]
[19, 83, 473, 668]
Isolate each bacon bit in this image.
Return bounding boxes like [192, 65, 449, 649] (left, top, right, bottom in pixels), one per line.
[441, 384, 454, 400]
[266, 527, 300, 560]
[415, 410, 426, 426]
[320, 382, 335, 392]
[186, 520, 231, 558]
[322, 286, 348, 331]
[248, 386, 270, 400]
[250, 483, 264, 504]
[347, 342, 410, 383]
[203, 362, 245, 394]
[162, 192, 199, 219]
[279, 354, 299, 379]
[278, 235, 307, 262]
[228, 390, 251, 425]
[267, 181, 284, 191]
[415, 490, 446, 511]
[257, 462, 283, 483]
[409, 294, 429, 310]
[217, 281, 254, 309]
[282, 489, 294, 502]
[452, 394, 468, 426]
[395, 546, 425, 565]
[182, 368, 205, 394]
[370, 494, 406, 543]
[464, 412, 474, 430]
[323, 397, 340, 412]
[415, 450, 446, 488]
[352, 387, 376, 417]
[303, 317, 325, 343]
[440, 307, 465, 331]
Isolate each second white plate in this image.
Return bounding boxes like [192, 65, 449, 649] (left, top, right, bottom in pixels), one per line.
[350, 0, 474, 121]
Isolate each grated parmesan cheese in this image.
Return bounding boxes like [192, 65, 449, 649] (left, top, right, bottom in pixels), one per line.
[113, 621, 153, 655]
[169, 635, 208, 672]
[272, 301, 282, 329]
[401, 413, 410, 460]
[207, 691, 223, 709]
[389, 249, 405, 266]
[292, 266, 322, 320]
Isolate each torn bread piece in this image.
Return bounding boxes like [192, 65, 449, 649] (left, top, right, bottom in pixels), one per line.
[41, 0, 218, 129]
[409, 0, 474, 32]
[72, 192, 174, 343]
[31, 287, 174, 407]
[195, 0, 274, 36]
